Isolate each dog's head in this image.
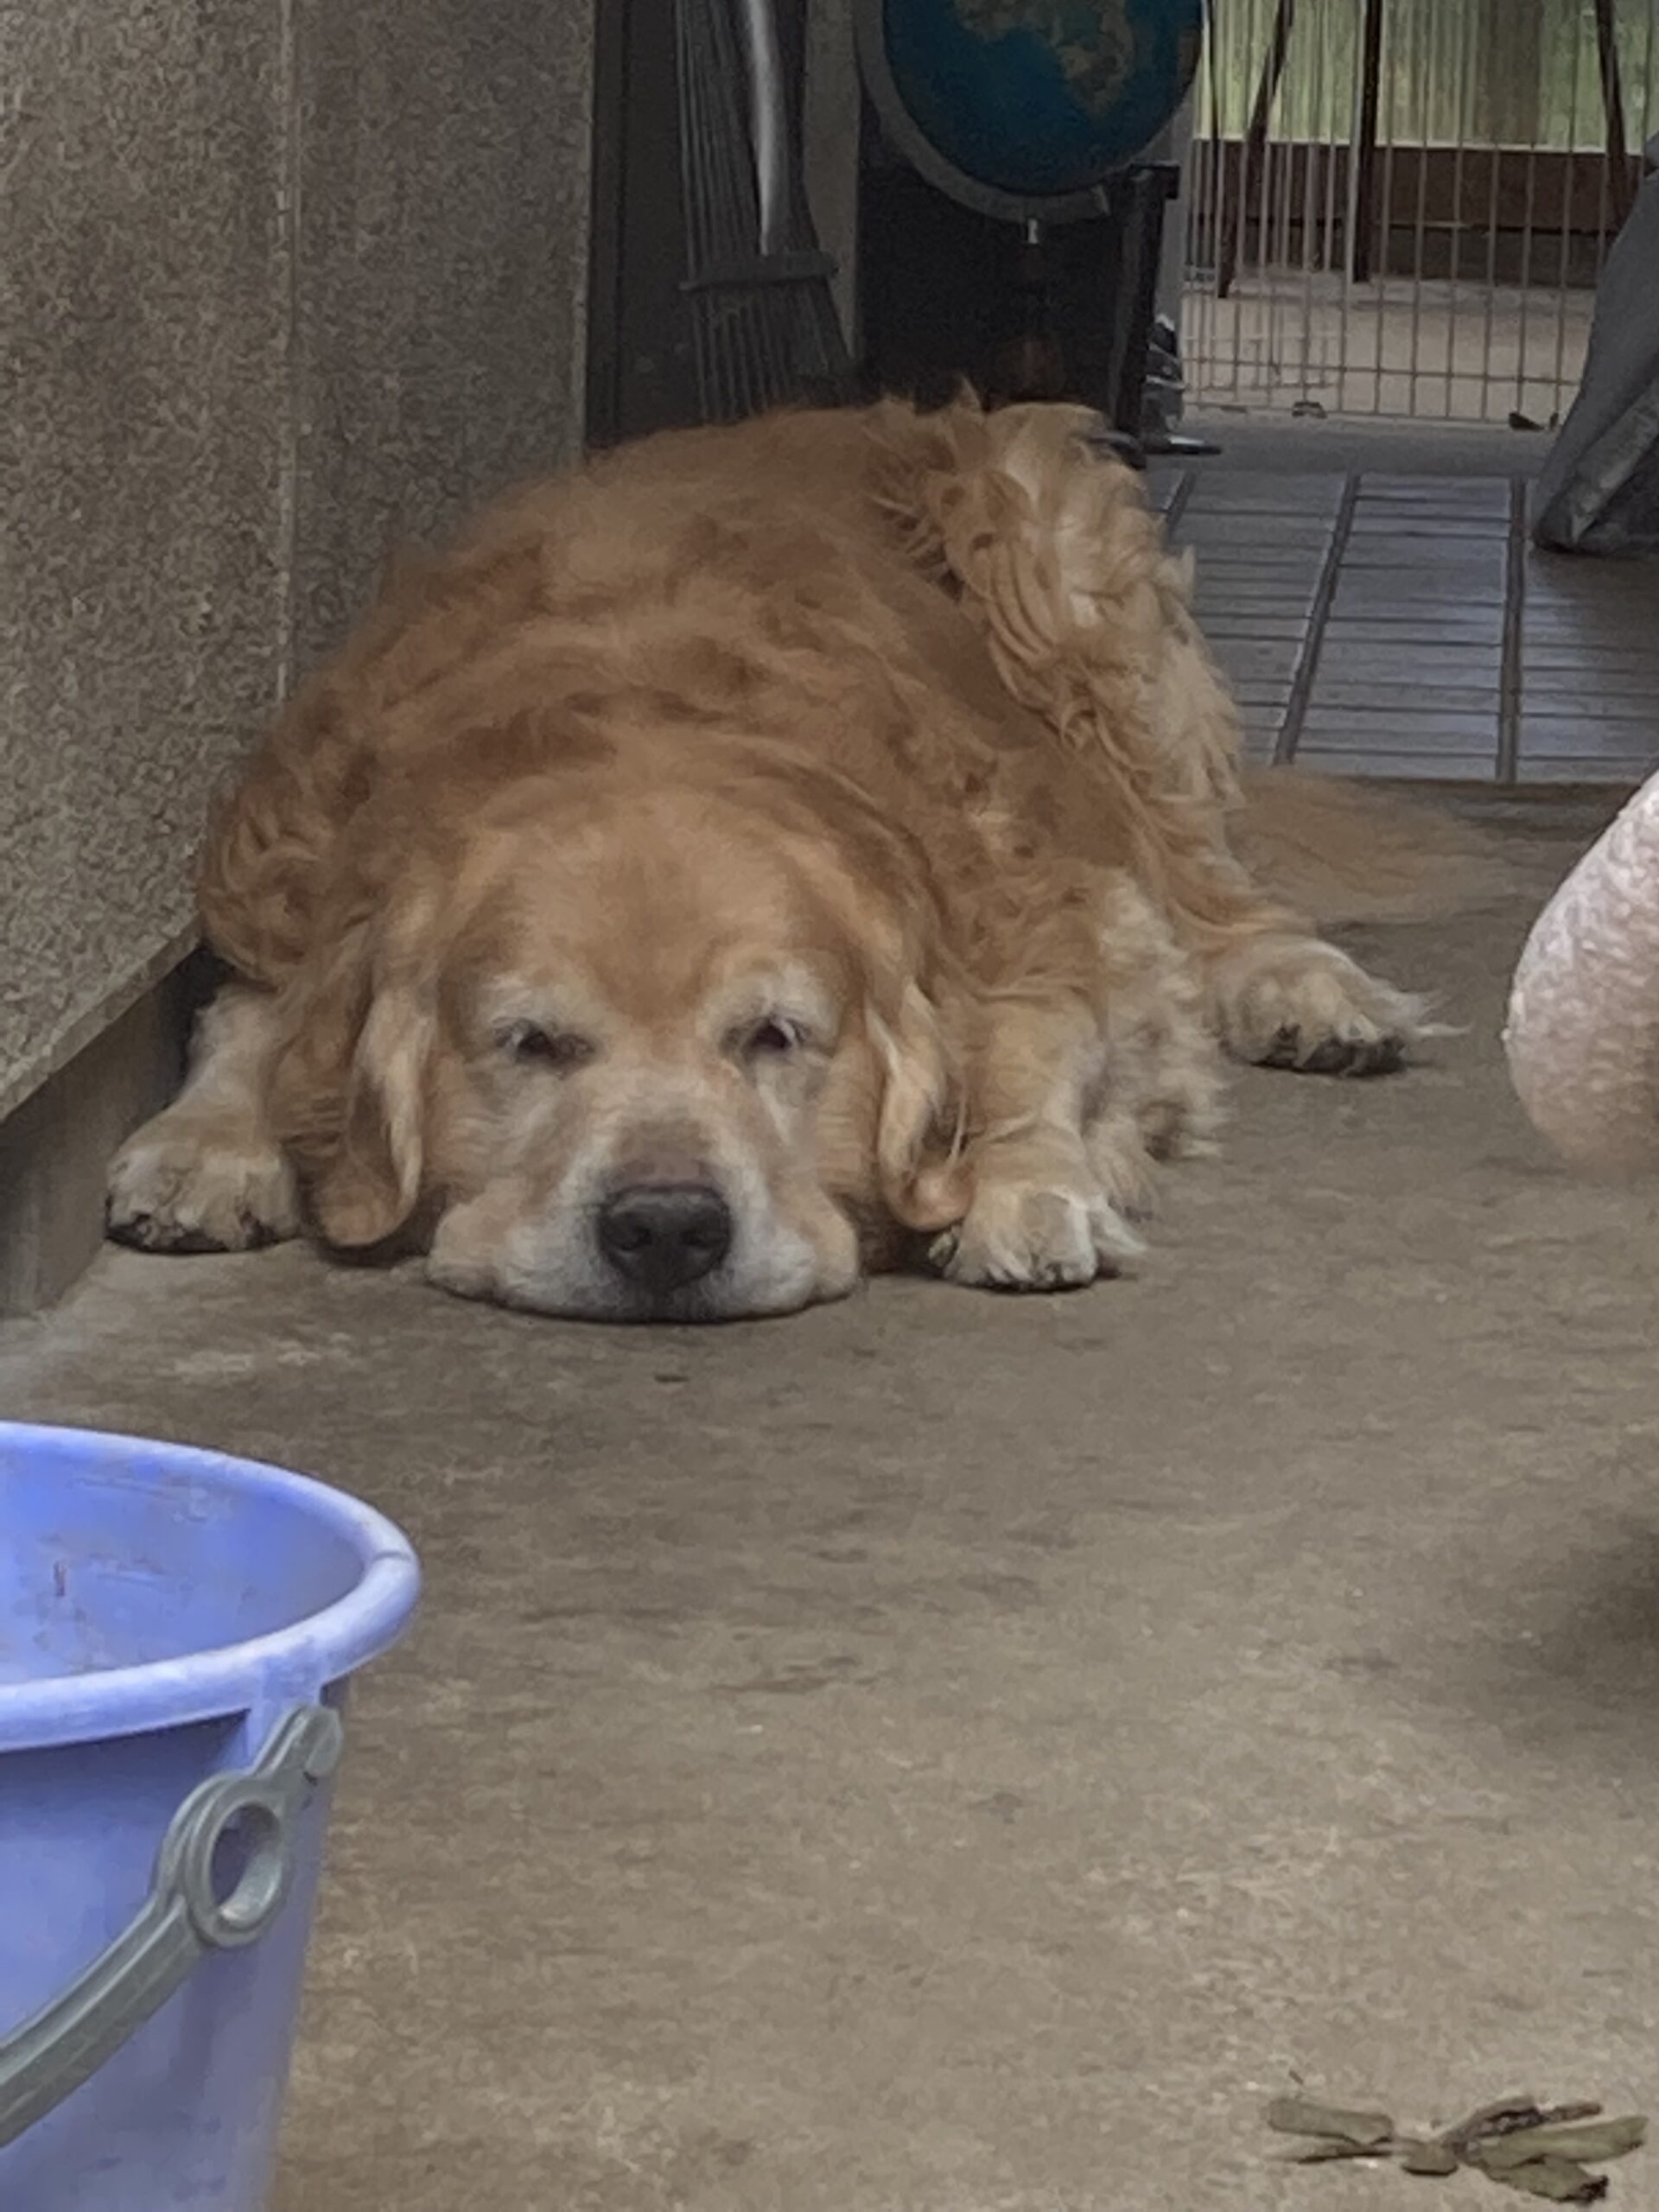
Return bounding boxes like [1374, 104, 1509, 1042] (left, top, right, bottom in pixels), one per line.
[268, 734, 966, 1319]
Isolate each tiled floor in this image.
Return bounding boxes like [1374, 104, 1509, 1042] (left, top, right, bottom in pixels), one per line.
[1151, 467, 1659, 787]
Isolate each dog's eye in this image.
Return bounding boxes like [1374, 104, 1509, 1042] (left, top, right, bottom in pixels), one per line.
[744, 1017, 803, 1059]
[499, 1020, 591, 1071]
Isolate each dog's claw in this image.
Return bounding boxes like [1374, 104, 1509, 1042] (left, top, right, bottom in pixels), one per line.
[1258, 1024, 1407, 1078]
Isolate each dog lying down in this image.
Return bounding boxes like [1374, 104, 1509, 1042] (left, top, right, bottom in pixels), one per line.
[108, 396, 1497, 1320]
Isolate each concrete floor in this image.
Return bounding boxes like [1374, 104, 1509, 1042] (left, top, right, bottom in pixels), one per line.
[6, 795, 1659, 2209]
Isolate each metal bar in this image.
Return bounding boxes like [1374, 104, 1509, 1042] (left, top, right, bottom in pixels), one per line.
[1405, 0, 1429, 416]
[1550, 0, 1587, 414]
[1275, 473, 1359, 766]
[1478, 103, 1502, 415]
[734, 0, 789, 257]
[1255, 0, 1281, 384]
[1294, 0, 1322, 404]
[1316, 0, 1342, 405]
[1370, 0, 1398, 413]
[1218, 0, 1295, 296]
[1514, 37, 1542, 421]
[1197, 0, 1226, 387]
[1337, 0, 1364, 406]
[1222, 0, 1251, 319]
[1498, 475, 1528, 785]
[1443, 0, 1474, 417]
[1270, 4, 1291, 386]
[1351, 0, 1384, 283]
[1592, 6, 1619, 295]
[1592, 0, 1635, 232]
[1187, 6, 1218, 392]
[1160, 469, 1199, 538]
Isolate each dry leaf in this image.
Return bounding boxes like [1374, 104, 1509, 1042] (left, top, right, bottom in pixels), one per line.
[1452, 2099, 1554, 2138]
[1446, 2100, 1602, 2158]
[1264, 2089, 1643, 2200]
[1479, 2153, 1609, 2203]
[1479, 2120, 1647, 2171]
[1398, 2139, 1461, 2177]
[1266, 2097, 1395, 2149]
[1281, 2140, 1383, 2164]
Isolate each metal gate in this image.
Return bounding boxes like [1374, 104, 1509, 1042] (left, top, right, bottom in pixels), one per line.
[1181, 0, 1658, 422]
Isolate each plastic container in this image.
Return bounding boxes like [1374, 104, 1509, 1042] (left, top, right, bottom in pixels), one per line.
[0, 1421, 420, 2209]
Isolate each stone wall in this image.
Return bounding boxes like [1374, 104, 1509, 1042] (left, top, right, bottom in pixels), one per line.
[1, 0, 595, 1122]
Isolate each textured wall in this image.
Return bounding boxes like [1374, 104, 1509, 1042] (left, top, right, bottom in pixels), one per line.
[0, 0, 594, 1120]
[1, 0, 289, 1122]
[289, 0, 594, 664]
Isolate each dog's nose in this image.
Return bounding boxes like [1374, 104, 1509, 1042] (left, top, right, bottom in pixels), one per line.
[596, 1182, 733, 1294]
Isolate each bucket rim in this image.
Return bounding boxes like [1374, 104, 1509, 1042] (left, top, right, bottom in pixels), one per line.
[0, 1421, 421, 1753]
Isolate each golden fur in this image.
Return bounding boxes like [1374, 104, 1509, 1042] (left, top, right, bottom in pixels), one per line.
[109, 396, 1472, 1318]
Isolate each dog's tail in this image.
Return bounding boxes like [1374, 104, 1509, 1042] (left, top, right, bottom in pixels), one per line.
[870, 393, 1519, 934]
[1233, 767, 1519, 928]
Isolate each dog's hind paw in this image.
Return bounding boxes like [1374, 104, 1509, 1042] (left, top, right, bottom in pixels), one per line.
[1210, 935, 1427, 1077]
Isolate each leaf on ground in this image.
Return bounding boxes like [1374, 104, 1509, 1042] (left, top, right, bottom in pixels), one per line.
[1457, 2099, 1554, 2132]
[1478, 2154, 1610, 2203]
[1265, 2092, 1643, 2198]
[1266, 2097, 1395, 2149]
[1398, 2139, 1461, 2176]
[1446, 2100, 1601, 2157]
[1280, 2139, 1395, 2164]
[1478, 2119, 1647, 2171]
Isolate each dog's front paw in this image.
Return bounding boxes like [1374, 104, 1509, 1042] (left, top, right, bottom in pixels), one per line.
[930, 1179, 1143, 1292]
[1211, 936, 1426, 1077]
[107, 1115, 300, 1253]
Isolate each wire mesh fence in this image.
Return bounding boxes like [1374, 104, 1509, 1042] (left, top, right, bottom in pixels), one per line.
[1182, 0, 1658, 422]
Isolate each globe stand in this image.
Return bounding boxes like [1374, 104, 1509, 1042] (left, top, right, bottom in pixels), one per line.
[982, 218, 1156, 468]
[855, 0, 1216, 465]
[988, 219, 1065, 405]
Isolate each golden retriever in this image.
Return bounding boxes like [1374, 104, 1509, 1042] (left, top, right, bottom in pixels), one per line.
[108, 396, 1466, 1319]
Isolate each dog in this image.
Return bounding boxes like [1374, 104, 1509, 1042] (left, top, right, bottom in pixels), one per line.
[107, 395, 1481, 1320]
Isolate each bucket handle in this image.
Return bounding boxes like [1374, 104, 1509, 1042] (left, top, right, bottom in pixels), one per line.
[0, 1703, 343, 2150]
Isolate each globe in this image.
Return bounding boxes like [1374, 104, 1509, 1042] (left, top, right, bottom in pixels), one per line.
[877, 0, 1202, 204]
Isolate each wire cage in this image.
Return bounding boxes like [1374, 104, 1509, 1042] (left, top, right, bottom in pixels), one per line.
[1182, 0, 1658, 422]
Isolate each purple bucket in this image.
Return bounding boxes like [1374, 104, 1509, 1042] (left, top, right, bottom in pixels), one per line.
[0, 1422, 420, 2209]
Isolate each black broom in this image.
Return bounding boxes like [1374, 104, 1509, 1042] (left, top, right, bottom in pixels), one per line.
[674, 0, 856, 423]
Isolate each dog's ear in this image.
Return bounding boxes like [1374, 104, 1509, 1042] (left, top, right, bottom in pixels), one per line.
[870, 980, 968, 1230]
[269, 914, 435, 1250]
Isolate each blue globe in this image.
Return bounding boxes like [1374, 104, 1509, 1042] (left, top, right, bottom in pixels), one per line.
[880, 0, 1202, 201]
